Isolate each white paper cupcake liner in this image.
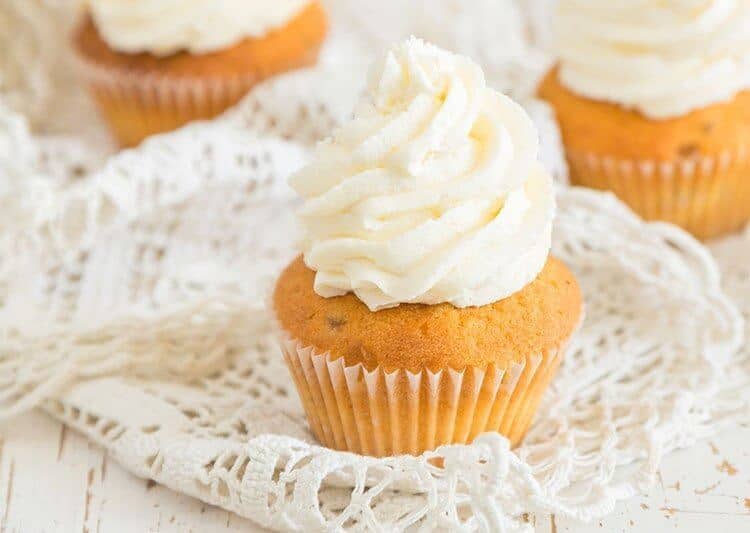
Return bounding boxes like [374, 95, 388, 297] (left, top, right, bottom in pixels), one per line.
[278, 329, 573, 457]
[567, 148, 750, 239]
[73, 50, 260, 147]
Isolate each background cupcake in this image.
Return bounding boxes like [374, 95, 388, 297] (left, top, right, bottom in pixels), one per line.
[74, 0, 327, 147]
[539, 0, 750, 240]
[272, 38, 583, 456]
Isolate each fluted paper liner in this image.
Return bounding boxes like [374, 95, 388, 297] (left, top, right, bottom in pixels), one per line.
[73, 51, 262, 147]
[568, 148, 750, 240]
[278, 330, 571, 457]
[73, 40, 323, 148]
[72, 54, 259, 146]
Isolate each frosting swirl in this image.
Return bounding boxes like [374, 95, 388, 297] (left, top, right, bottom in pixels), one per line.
[556, 0, 750, 119]
[290, 38, 555, 311]
[87, 0, 311, 56]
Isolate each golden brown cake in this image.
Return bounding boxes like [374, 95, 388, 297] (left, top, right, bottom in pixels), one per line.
[539, 68, 750, 240]
[274, 256, 582, 455]
[275, 257, 582, 372]
[73, 2, 327, 147]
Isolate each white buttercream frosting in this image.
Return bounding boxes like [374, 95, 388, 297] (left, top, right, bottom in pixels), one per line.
[290, 37, 555, 311]
[556, 0, 750, 119]
[87, 0, 311, 56]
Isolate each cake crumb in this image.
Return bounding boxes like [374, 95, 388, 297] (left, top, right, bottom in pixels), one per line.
[660, 507, 676, 517]
[694, 481, 720, 495]
[717, 460, 738, 476]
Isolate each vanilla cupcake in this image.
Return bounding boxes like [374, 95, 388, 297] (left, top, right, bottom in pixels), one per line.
[539, 0, 750, 240]
[272, 38, 583, 456]
[74, 0, 327, 147]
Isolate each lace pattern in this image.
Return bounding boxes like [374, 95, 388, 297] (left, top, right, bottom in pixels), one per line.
[2, 113, 747, 530]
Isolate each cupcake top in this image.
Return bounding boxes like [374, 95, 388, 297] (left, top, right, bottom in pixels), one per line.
[290, 37, 555, 312]
[274, 255, 581, 370]
[556, 0, 750, 119]
[87, 0, 312, 56]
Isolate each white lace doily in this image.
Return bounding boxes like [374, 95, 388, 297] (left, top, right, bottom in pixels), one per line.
[1, 2, 749, 532]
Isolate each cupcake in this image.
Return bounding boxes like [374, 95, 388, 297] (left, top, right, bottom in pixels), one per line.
[272, 38, 583, 456]
[539, 1, 750, 240]
[73, 0, 327, 147]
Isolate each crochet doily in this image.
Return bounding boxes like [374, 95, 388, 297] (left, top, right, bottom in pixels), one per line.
[1, 1, 749, 532]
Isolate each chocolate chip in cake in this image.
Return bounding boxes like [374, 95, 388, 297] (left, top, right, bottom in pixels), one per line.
[678, 143, 699, 158]
[326, 316, 347, 330]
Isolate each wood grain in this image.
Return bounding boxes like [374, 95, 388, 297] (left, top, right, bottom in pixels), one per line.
[1, 412, 748, 532]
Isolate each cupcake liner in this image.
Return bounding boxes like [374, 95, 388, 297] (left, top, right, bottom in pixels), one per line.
[567, 148, 750, 240]
[278, 328, 574, 457]
[73, 51, 262, 147]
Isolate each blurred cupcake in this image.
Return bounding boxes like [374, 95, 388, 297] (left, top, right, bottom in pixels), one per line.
[539, 0, 750, 240]
[73, 1, 327, 147]
[272, 38, 583, 456]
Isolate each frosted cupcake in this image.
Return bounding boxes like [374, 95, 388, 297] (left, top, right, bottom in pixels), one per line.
[539, 0, 750, 240]
[73, 1, 327, 147]
[272, 38, 583, 456]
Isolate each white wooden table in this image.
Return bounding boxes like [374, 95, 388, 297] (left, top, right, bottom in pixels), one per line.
[1, 411, 748, 532]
